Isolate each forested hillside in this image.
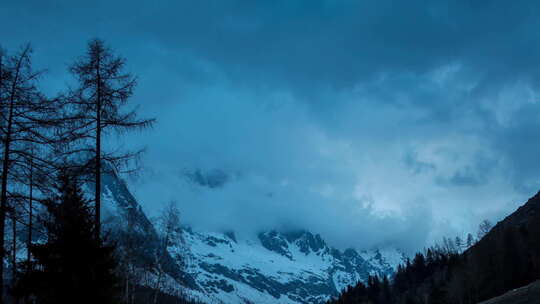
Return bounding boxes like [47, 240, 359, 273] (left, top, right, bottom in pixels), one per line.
[328, 191, 540, 304]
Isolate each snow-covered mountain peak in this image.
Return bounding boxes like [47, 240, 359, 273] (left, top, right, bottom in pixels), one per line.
[99, 169, 407, 303]
[173, 227, 407, 303]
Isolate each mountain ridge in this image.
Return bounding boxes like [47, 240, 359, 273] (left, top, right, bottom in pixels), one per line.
[100, 169, 406, 304]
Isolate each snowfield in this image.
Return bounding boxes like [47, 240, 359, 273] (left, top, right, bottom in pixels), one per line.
[97, 170, 406, 304]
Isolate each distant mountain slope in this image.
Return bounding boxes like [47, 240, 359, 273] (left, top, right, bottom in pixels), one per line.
[328, 189, 540, 304]
[464, 190, 540, 301]
[100, 168, 200, 290]
[175, 229, 405, 304]
[99, 170, 406, 304]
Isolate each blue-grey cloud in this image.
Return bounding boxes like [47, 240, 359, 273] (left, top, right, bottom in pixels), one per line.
[2, 0, 540, 251]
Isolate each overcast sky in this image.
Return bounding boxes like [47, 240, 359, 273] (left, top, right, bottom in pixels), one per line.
[2, 0, 540, 252]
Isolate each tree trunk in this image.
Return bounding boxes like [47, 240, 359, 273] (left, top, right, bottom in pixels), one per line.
[153, 256, 163, 304]
[0, 50, 4, 304]
[0, 95, 13, 304]
[11, 211, 16, 280]
[124, 275, 129, 304]
[11, 213, 18, 304]
[26, 154, 33, 275]
[153, 224, 171, 304]
[95, 53, 102, 242]
[0, 54, 22, 303]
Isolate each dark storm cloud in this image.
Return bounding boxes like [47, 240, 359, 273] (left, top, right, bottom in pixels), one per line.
[2, 0, 540, 251]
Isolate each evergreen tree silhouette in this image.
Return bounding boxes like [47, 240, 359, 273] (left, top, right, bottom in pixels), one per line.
[13, 171, 121, 303]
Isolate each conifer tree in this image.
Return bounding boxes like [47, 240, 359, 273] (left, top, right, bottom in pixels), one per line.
[477, 220, 493, 240]
[380, 276, 391, 304]
[455, 236, 463, 252]
[466, 233, 475, 248]
[13, 171, 121, 304]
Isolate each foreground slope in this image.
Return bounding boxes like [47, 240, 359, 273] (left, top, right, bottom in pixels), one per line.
[478, 280, 540, 304]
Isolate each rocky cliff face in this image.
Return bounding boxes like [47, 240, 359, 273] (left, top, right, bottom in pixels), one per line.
[173, 229, 405, 304]
[100, 168, 199, 290]
[100, 170, 406, 304]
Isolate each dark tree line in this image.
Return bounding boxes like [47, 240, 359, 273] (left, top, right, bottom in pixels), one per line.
[328, 244, 462, 304]
[328, 208, 540, 304]
[0, 39, 154, 303]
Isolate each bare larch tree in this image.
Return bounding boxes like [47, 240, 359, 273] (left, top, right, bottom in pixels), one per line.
[0, 45, 65, 301]
[68, 39, 154, 241]
[153, 201, 182, 304]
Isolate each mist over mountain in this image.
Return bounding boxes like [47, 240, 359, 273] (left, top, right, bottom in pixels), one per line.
[3, 0, 540, 254]
[2, 1, 540, 303]
[129, 166, 433, 253]
[100, 168, 407, 303]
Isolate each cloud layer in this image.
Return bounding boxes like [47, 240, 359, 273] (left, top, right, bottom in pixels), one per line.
[2, 0, 540, 251]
